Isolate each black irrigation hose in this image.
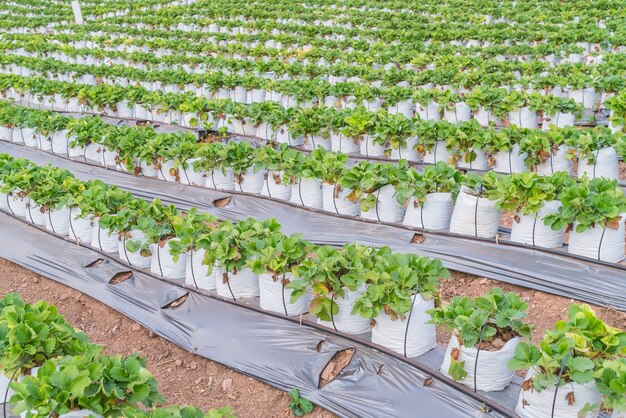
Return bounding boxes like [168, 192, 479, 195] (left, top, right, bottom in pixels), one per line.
[281, 271, 288, 317]
[550, 348, 572, 418]
[474, 320, 489, 393]
[2, 357, 30, 416]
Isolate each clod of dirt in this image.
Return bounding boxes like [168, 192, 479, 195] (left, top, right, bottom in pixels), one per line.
[222, 378, 233, 392]
[318, 348, 355, 388]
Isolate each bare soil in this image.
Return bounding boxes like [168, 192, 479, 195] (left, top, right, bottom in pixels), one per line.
[0, 258, 335, 418]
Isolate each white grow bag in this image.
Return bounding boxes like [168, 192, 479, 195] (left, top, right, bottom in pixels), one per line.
[577, 147, 619, 180]
[360, 134, 386, 157]
[68, 207, 92, 245]
[185, 249, 217, 291]
[318, 287, 370, 335]
[303, 134, 331, 151]
[290, 178, 323, 209]
[259, 273, 311, 316]
[568, 219, 625, 262]
[510, 201, 563, 248]
[25, 199, 45, 226]
[4, 193, 27, 218]
[45, 207, 70, 236]
[119, 229, 150, 269]
[331, 133, 359, 154]
[50, 130, 70, 155]
[443, 103, 472, 124]
[206, 168, 235, 190]
[150, 239, 187, 280]
[157, 160, 179, 182]
[416, 102, 440, 121]
[215, 267, 259, 299]
[493, 145, 528, 174]
[360, 185, 405, 223]
[403, 193, 454, 230]
[542, 112, 576, 129]
[441, 334, 519, 392]
[509, 107, 538, 129]
[422, 141, 451, 164]
[235, 167, 265, 194]
[450, 187, 501, 238]
[515, 369, 602, 418]
[261, 170, 292, 200]
[535, 147, 573, 176]
[91, 222, 120, 253]
[474, 108, 501, 127]
[178, 158, 205, 186]
[322, 183, 360, 216]
[389, 137, 420, 162]
[456, 147, 490, 170]
[371, 294, 436, 357]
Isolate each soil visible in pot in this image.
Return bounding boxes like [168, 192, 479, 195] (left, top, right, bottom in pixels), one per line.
[474, 326, 518, 352]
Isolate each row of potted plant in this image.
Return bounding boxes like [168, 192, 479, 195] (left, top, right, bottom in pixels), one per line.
[0, 293, 236, 418]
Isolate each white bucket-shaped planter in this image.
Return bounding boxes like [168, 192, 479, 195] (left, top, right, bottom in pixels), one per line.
[11, 128, 23, 143]
[322, 183, 360, 216]
[456, 147, 490, 170]
[178, 158, 205, 186]
[206, 168, 235, 190]
[91, 223, 120, 253]
[83, 143, 101, 163]
[360, 185, 405, 223]
[403, 193, 454, 229]
[116, 100, 134, 118]
[22, 128, 38, 148]
[0, 366, 41, 407]
[450, 187, 501, 238]
[185, 249, 216, 291]
[360, 134, 386, 157]
[150, 239, 187, 280]
[371, 294, 436, 357]
[38, 134, 52, 152]
[261, 170, 292, 200]
[515, 369, 602, 418]
[441, 334, 519, 392]
[317, 288, 370, 334]
[5, 193, 27, 217]
[140, 160, 158, 177]
[542, 112, 576, 129]
[45, 207, 70, 236]
[100, 147, 117, 168]
[509, 107, 538, 128]
[276, 126, 303, 146]
[290, 178, 323, 209]
[303, 134, 331, 151]
[215, 267, 259, 299]
[255, 122, 274, 140]
[68, 207, 92, 245]
[577, 147, 619, 180]
[416, 102, 440, 121]
[422, 141, 451, 164]
[388, 100, 414, 118]
[259, 273, 311, 316]
[50, 130, 70, 155]
[389, 136, 420, 162]
[331, 133, 359, 153]
[235, 167, 265, 194]
[443, 102, 472, 124]
[119, 229, 150, 269]
[510, 201, 563, 248]
[158, 160, 179, 182]
[0, 126, 12, 141]
[535, 147, 573, 176]
[474, 108, 501, 127]
[568, 219, 625, 262]
[493, 145, 528, 174]
[570, 88, 597, 109]
[25, 200, 45, 226]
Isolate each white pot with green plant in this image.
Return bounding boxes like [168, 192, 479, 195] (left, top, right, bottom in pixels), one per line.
[449, 174, 501, 238]
[575, 131, 619, 181]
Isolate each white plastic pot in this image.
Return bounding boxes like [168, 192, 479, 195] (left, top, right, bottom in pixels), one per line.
[577, 147, 619, 180]
[83, 143, 101, 163]
[150, 239, 186, 280]
[456, 147, 490, 170]
[11, 127, 23, 143]
[303, 134, 331, 151]
[5, 193, 26, 217]
[118, 229, 150, 269]
[178, 158, 205, 186]
[0, 126, 12, 141]
[510, 201, 563, 248]
[140, 160, 158, 178]
[493, 145, 528, 174]
[542, 112, 576, 129]
[516, 369, 602, 418]
[25, 199, 45, 226]
[50, 130, 70, 155]
[215, 267, 259, 299]
[317, 287, 370, 334]
[45, 207, 70, 236]
[359, 134, 386, 157]
[441, 334, 519, 392]
[157, 160, 179, 182]
[371, 294, 435, 357]
[388, 100, 414, 118]
[443, 102, 472, 124]
[290, 178, 323, 209]
[450, 187, 501, 238]
[568, 219, 625, 262]
[259, 273, 311, 316]
[234, 167, 264, 194]
[474, 108, 501, 127]
[535, 146, 573, 176]
[509, 107, 538, 129]
[21, 128, 38, 148]
[68, 207, 92, 245]
[275, 126, 303, 146]
[389, 136, 420, 161]
[416, 102, 440, 121]
[261, 170, 292, 200]
[91, 223, 120, 253]
[322, 183, 359, 216]
[360, 185, 405, 223]
[331, 133, 359, 153]
[206, 168, 235, 190]
[403, 193, 454, 229]
[185, 249, 216, 291]
[100, 147, 117, 168]
[255, 122, 274, 141]
[422, 141, 451, 164]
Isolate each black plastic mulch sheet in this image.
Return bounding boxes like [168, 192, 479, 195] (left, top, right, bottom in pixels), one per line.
[2, 142, 625, 312]
[0, 213, 516, 418]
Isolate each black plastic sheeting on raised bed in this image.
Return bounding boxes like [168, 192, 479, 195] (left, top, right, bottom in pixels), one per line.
[0, 213, 516, 418]
[1, 141, 625, 312]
